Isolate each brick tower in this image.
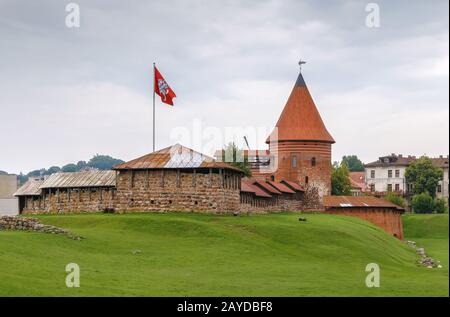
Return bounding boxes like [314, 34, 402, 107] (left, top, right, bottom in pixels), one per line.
[267, 68, 335, 197]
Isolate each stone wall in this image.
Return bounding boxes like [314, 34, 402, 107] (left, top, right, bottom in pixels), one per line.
[21, 187, 116, 214]
[115, 169, 241, 213]
[239, 190, 321, 213]
[323, 207, 404, 239]
[0, 216, 81, 239]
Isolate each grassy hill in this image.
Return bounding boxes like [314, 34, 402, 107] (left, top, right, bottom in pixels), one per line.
[0, 213, 448, 296]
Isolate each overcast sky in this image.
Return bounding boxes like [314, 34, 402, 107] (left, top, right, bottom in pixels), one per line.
[0, 0, 448, 174]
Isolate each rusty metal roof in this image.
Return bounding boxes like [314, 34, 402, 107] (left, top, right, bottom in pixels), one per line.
[323, 196, 404, 210]
[40, 170, 116, 189]
[280, 179, 305, 192]
[241, 179, 272, 198]
[14, 178, 44, 196]
[267, 72, 335, 144]
[267, 181, 296, 194]
[254, 179, 282, 194]
[113, 144, 243, 173]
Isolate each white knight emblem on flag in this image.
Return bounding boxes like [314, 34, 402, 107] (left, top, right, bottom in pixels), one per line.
[158, 79, 169, 101]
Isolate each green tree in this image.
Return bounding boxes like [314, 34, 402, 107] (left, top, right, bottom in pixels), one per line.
[341, 155, 365, 172]
[88, 155, 124, 170]
[220, 143, 251, 176]
[77, 160, 87, 170]
[331, 162, 352, 196]
[411, 192, 435, 214]
[434, 198, 448, 214]
[28, 169, 45, 177]
[61, 164, 78, 173]
[384, 192, 406, 208]
[46, 166, 61, 175]
[405, 157, 443, 198]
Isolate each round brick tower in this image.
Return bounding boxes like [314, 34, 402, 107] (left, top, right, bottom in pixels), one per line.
[267, 70, 335, 197]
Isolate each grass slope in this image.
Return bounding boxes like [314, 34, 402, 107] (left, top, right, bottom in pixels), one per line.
[0, 213, 448, 296]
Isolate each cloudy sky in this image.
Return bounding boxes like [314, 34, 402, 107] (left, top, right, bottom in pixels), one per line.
[0, 0, 448, 174]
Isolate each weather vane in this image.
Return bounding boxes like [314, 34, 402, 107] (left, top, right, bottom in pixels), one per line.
[299, 59, 306, 73]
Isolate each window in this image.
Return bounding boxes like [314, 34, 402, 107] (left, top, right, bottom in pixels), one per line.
[291, 155, 297, 168]
[395, 184, 400, 191]
[438, 185, 442, 193]
[311, 157, 316, 167]
[395, 170, 400, 178]
[270, 175, 275, 181]
[305, 176, 309, 185]
[388, 170, 393, 178]
[371, 170, 375, 178]
[387, 184, 393, 192]
[370, 184, 375, 192]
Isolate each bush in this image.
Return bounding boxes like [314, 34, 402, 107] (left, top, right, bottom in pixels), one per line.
[434, 198, 448, 214]
[411, 192, 434, 214]
[384, 192, 406, 208]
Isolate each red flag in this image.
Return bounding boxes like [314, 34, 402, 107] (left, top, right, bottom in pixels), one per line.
[154, 66, 176, 106]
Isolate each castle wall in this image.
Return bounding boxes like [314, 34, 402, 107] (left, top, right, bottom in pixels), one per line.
[21, 169, 242, 214]
[323, 207, 404, 239]
[114, 169, 241, 213]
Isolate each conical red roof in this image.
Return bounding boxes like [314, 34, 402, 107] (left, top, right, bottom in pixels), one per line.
[267, 73, 335, 144]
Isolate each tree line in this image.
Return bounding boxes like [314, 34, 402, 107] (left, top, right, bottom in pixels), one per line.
[17, 154, 124, 185]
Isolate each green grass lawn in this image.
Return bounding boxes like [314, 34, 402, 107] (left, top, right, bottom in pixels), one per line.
[0, 212, 448, 296]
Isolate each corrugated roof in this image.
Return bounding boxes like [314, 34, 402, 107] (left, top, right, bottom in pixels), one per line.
[241, 179, 272, 198]
[14, 178, 44, 196]
[280, 179, 305, 192]
[254, 179, 282, 194]
[40, 170, 116, 189]
[267, 181, 296, 194]
[267, 72, 334, 144]
[114, 144, 243, 173]
[323, 196, 404, 210]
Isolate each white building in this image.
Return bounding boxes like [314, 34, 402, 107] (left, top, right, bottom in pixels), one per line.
[365, 154, 449, 203]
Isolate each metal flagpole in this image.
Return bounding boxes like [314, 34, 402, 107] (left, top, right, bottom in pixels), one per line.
[153, 62, 156, 152]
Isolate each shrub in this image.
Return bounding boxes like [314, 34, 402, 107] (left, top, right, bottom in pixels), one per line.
[434, 198, 448, 214]
[384, 192, 406, 208]
[411, 192, 434, 214]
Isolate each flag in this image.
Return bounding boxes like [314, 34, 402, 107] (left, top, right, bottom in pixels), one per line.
[154, 66, 176, 106]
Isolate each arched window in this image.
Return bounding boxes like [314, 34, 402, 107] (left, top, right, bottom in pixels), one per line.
[311, 157, 316, 167]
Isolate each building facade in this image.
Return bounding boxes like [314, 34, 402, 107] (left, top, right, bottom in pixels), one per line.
[365, 154, 449, 202]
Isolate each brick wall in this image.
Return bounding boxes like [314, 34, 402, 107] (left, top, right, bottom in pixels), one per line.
[323, 207, 404, 239]
[269, 141, 332, 198]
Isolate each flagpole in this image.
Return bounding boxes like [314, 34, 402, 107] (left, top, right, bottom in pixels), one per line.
[152, 62, 156, 152]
